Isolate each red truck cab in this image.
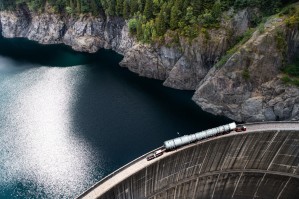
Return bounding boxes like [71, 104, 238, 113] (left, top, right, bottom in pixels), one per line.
[235, 125, 247, 132]
[146, 149, 164, 161]
[146, 153, 155, 161]
[155, 149, 163, 157]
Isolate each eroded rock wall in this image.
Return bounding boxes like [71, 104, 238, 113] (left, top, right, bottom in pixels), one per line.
[193, 18, 299, 122]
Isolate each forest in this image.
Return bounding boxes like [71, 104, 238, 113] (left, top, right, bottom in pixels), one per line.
[0, 0, 297, 42]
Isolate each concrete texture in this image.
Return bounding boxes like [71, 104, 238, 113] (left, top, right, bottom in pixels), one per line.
[78, 123, 299, 199]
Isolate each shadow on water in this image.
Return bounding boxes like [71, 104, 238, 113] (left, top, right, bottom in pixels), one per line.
[0, 36, 93, 66]
[71, 48, 232, 173]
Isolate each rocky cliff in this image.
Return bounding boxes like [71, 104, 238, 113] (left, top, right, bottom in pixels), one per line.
[193, 18, 299, 122]
[0, 8, 298, 122]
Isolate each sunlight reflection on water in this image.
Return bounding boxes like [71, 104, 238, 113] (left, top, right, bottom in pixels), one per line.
[0, 63, 103, 198]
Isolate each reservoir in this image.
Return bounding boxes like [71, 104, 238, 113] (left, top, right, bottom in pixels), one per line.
[0, 37, 231, 198]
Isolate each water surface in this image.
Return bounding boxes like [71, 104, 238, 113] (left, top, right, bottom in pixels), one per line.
[0, 37, 231, 198]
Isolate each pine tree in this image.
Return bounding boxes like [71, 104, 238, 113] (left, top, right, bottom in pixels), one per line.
[144, 0, 153, 19]
[137, 19, 143, 40]
[130, 0, 138, 15]
[170, 5, 180, 30]
[156, 7, 167, 36]
[91, 0, 99, 15]
[123, 0, 130, 18]
[76, 0, 81, 13]
[211, 0, 222, 19]
[116, 0, 123, 16]
[106, 0, 116, 15]
[138, 0, 146, 13]
[152, 0, 160, 15]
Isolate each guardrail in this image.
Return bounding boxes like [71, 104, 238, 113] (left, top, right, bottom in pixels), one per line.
[76, 146, 163, 199]
[243, 121, 299, 125]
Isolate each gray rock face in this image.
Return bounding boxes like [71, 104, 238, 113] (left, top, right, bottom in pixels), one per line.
[0, 8, 298, 122]
[193, 18, 299, 122]
[0, 10, 131, 53]
[63, 15, 106, 52]
[163, 30, 230, 90]
[28, 14, 65, 44]
[0, 11, 31, 38]
[119, 44, 167, 80]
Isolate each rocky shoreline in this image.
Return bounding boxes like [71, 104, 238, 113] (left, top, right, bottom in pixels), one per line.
[0, 8, 298, 122]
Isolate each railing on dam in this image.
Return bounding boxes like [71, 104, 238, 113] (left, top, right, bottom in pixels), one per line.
[76, 146, 163, 199]
[76, 121, 299, 199]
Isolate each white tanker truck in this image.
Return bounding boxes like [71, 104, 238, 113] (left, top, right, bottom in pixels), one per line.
[147, 122, 246, 161]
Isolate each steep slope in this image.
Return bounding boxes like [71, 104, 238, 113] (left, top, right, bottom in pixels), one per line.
[120, 9, 257, 89]
[193, 16, 299, 122]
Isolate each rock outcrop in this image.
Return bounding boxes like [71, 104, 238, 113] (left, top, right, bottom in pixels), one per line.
[193, 18, 299, 122]
[0, 8, 298, 122]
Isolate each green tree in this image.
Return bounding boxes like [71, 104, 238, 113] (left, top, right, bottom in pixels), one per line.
[89, 0, 100, 15]
[170, 5, 180, 30]
[144, 0, 153, 19]
[128, 18, 138, 34]
[137, 18, 143, 40]
[76, 0, 81, 13]
[69, 0, 74, 10]
[66, 6, 73, 14]
[152, 0, 160, 15]
[116, 0, 123, 15]
[101, 0, 116, 15]
[155, 5, 167, 36]
[212, 0, 222, 19]
[138, 0, 146, 12]
[143, 21, 152, 42]
[185, 7, 197, 24]
[130, 0, 138, 15]
[123, 0, 130, 18]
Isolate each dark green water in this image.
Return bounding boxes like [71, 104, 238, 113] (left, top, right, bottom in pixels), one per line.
[0, 37, 231, 198]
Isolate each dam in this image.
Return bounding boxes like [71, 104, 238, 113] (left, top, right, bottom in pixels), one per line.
[78, 122, 299, 199]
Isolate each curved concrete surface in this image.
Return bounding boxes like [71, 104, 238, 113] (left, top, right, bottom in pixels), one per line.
[77, 122, 299, 199]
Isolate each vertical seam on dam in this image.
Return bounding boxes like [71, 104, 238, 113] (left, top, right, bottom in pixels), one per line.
[192, 178, 199, 199]
[252, 172, 266, 198]
[211, 174, 220, 199]
[277, 176, 291, 199]
[231, 172, 243, 198]
[267, 132, 288, 171]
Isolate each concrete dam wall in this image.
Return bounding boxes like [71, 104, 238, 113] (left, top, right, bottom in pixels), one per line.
[80, 124, 299, 199]
[97, 130, 298, 199]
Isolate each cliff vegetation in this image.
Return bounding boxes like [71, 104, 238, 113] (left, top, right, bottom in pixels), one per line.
[0, 0, 297, 43]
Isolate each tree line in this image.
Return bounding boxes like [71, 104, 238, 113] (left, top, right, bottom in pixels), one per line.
[0, 0, 102, 15]
[0, 0, 296, 42]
